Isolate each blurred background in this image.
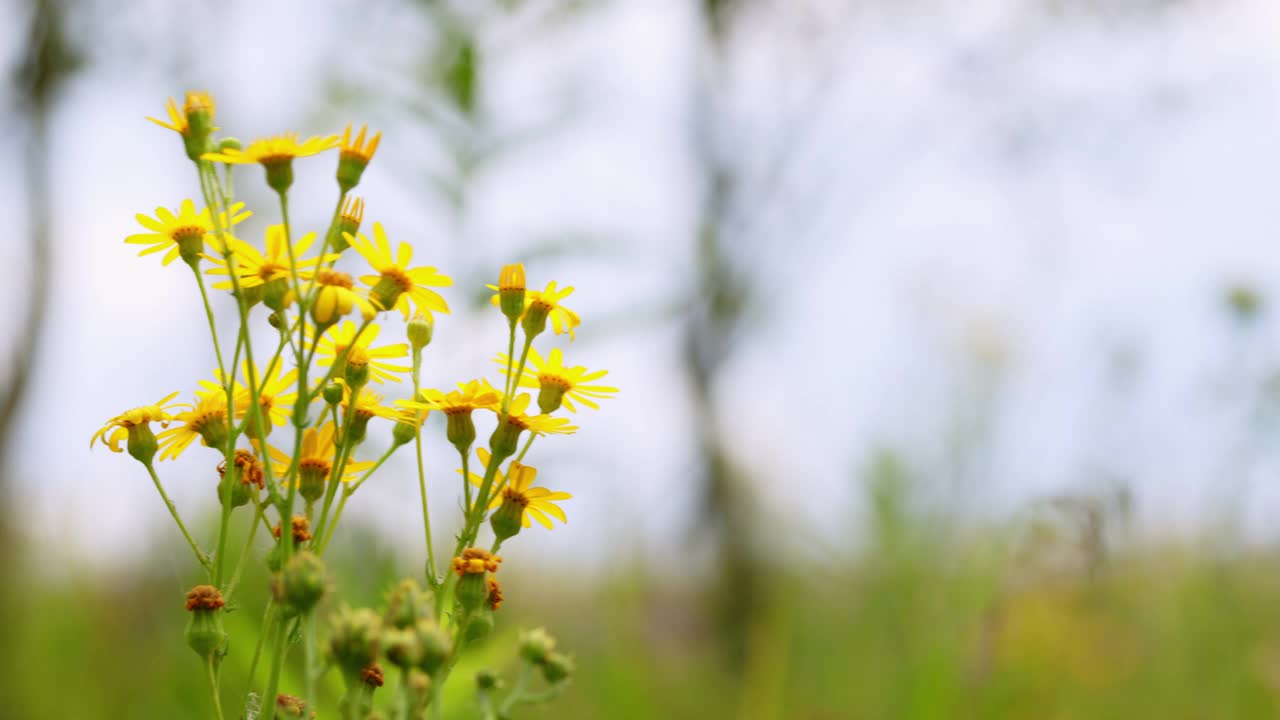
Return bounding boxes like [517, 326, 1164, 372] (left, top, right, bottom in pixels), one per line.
[4, 0, 1280, 717]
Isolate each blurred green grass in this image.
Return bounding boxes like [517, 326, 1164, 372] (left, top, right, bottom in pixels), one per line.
[5, 467, 1280, 720]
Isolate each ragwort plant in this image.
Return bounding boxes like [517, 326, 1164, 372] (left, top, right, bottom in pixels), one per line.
[90, 92, 617, 720]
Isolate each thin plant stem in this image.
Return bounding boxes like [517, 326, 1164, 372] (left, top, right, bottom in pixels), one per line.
[143, 462, 212, 575]
[412, 348, 439, 587]
[315, 444, 397, 555]
[224, 499, 267, 604]
[260, 615, 289, 720]
[207, 654, 226, 720]
[498, 664, 533, 715]
[246, 599, 275, 692]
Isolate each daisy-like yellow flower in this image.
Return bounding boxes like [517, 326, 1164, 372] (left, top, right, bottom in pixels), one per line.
[217, 360, 298, 437]
[264, 423, 373, 504]
[157, 381, 231, 461]
[206, 225, 335, 309]
[312, 269, 376, 327]
[488, 280, 581, 339]
[401, 380, 501, 454]
[202, 132, 340, 192]
[315, 321, 410, 385]
[147, 91, 216, 160]
[466, 448, 571, 531]
[347, 223, 453, 319]
[488, 392, 578, 458]
[90, 392, 182, 461]
[497, 346, 617, 413]
[338, 382, 398, 446]
[337, 124, 382, 191]
[126, 199, 251, 267]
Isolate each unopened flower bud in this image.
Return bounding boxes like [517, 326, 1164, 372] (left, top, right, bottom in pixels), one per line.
[408, 670, 431, 703]
[415, 619, 452, 675]
[323, 381, 344, 406]
[540, 652, 575, 684]
[407, 312, 434, 351]
[184, 585, 227, 657]
[475, 668, 501, 691]
[273, 551, 327, 617]
[267, 309, 287, 330]
[498, 264, 527, 323]
[518, 628, 557, 665]
[329, 607, 383, 676]
[385, 579, 432, 629]
[181, 91, 216, 161]
[383, 628, 422, 669]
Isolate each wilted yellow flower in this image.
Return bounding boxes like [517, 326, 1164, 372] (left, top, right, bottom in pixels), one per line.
[347, 223, 452, 319]
[497, 346, 616, 413]
[466, 448, 570, 529]
[315, 321, 410, 385]
[126, 199, 250, 267]
[90, 392, 182, 453]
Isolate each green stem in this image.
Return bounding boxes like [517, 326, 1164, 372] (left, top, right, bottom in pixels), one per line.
[224, 499, 266, 604]
[260, 615, 289, 720]
[498, 664, 534, 715]
[413, 349, 440, 587]
[304, 613, 317, 708]
[143, 462, 211, 575]
[316, 443, 397, 555]
[246, 599, 274, 692]
[207, 654, 226, 720]
[190, 263, 228, 382]
[513, 433, 536, 463]
[502, 319, 517, 398]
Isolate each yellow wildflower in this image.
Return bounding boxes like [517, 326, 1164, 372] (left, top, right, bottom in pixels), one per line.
[315, 321, 410, 385]
[218, 360, 298, 435]
[347, 223, 452, 319]
[489, 280, 580, 339]
[157, 381, 231, 460]
[312, 269, 376, 326]
[147, 91, 216, 137]
[90, 392, 182, 453]
[202, 132, 339, 166]
[497, 346, 617, 413]
[265, 423, 373, 503]
[126, 199, 250, 267]
[466, 448, 571, 529]
[206, 225, 336, 298]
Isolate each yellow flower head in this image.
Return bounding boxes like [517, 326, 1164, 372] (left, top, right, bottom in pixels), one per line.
[265, 422, 373, 486]
[126, 199, 250, 266]
[157, 381, 231, 461]
[410, 380, 502, 416]
[497, 347, 617, 413]
[338, 383, 398, 422]
[466, 448, 571, 529]
[90, 392, 182, 452]
[499, 264, 526, 292]
[147, 91, 216, 137]
[452, 548, 502, 576]
[202, 132, 339, 166]
[312, 269, 376, 326]
[218, 360, 298, 432]
[206, 225, 336, 295]
[489, 280, 581, 339]
[495, 393, 578, 436]
[339, 123, 382, 165]
[315, 321, 410, 385]
[348, 223, 453, 319]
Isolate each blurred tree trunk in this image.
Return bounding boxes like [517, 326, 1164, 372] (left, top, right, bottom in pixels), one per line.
[0, 0, 79, 709]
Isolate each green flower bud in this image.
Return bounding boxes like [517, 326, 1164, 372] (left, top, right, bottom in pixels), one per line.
[126, 423, 158, 465]
[475, 668, 501, 691]
[414, 619, 452, 675]
[383, 628, 422, 669]
[274, 551, 327, 617]
[180, 92, 216, 162]
[385, 579, 432, 629]
[407, 312, 434, 350]
[267, 309, 287, 330]
[329, 607, 383, 676]
[323, 381, 344, 406]
[540, 652, 575, 684]
[518, 628, 557, 665]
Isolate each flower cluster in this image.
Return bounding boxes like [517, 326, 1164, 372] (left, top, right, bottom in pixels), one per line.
[91, 91, 613, 720]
